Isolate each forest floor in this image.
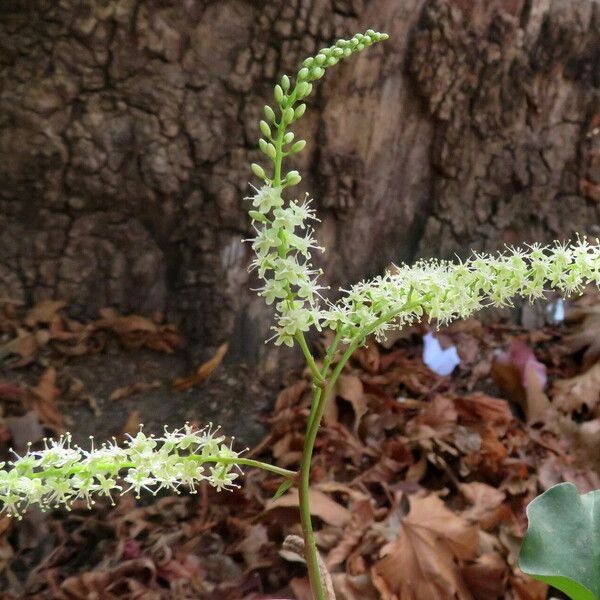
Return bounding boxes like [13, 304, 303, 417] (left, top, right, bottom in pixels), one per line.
[1, 294, 599, 599]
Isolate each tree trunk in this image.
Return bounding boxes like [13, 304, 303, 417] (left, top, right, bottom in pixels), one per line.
[1, 0, 598, 373]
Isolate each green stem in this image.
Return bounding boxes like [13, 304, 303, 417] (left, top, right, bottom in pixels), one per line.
[298, 299, 423, 600]
[297, 332, 325, 385]
[28, 455, 295, 481]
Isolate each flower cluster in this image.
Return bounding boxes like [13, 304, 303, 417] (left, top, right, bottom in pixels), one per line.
[251, 30, 389, 188]
[0, 424, 241, 517]
[330, 239, 600, 341]
[248, 185, 325, 346]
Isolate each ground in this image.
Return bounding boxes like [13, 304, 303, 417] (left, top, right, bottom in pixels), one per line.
[1, 294, 600, 599]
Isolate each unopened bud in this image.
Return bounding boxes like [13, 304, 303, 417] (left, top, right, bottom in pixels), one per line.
[285, 170, 301, 186]
[264, 105, 276, 122]
[290, 140, 306, 153]
[281, 74, 290, 91]
[283, 107, 294, 124]
[259, 120, 271, 138]
[251, 163, 266, 179]
[294, 103, 306, 120]
[274, 85, 284, 105]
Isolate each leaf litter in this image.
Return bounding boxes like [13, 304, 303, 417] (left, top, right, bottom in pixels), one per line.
[2, 294, 600, 598]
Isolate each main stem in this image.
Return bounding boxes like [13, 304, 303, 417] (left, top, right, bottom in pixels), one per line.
[298, 338, 358, 600]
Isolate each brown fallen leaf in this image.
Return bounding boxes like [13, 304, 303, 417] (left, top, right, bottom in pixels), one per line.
[95, 308, 181, 353]
[0, 331, 39, 367]
[332, 573, 379, 600]
[564, 302, 600, 367]
[336, 374, 368, 433]
[5, 411, 44, 453]
[120, 410, 142, 439]
[372, 494, 478, 600]
[491, 341, 550, 423]
[172, 342, 228, 391]
[25, 367, 64, 432]
[265, 488, 351, 528]
[509, 572, 548, 600]
[551, 362, 600, 412]
[232, 523, 274, 572]
[24, 299, 66, 327]
[461, 552, 507, 600]
[326, 499, 374, 568]
[454, 392, 513, 425]
[460, 482, 505, 522]
[109, 380, 161, 402]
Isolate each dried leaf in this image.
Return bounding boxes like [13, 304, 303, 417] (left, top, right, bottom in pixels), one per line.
[265, 488, 351, 528]
[172, 343, 228, 391]
[460, 552, 507, 600]
[551, 362, 600, 412]
[491, 341, 550, 423]
[0, 331, 39, 367]
[460, 482, 505, 522]
[26, 367, 64, 431]
[5, 411, 44, 453]
[120, 410, 142, 439]
[336, 374, 368, 433]
[109, 380, 161, 402]
[372, 494, 478, 600]
[454, 392, 513, 425]
[564, 303, 600, 367]
[24, 300, 65, 327]
[233, 523, 273, 571]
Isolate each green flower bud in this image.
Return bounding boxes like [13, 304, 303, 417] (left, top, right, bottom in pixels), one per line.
[296, 81, 310, 99]
[281, 74, 290, 91]
[285, 170, 301, 186]
[283, 107, 294, 124]
[251, 163, 266, 179]
[303, 57, 314, 68]
[264, 105, 276, 122]
[266, 143, 276, 159]
[294, 103, 306, 120]
[298, 67, 309, 80]
[274, 84, 284, 105]
[333, 47, 344, 57]
[326, 56, 338, 67]
[258, 138, 268, 154]
[290, 140, 306, 153]
[366, 29, 375, 36]
[283, 132, 295, 144]
[249, 210, 268, 223]
[357, 43, 365, 51]
[259, 120, 271, 138]
[343, 47, 352, 57]
[311, 66, 325, 79]
[315, 53, 327, 65]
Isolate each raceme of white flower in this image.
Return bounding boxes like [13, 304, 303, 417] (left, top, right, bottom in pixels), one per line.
[247, 30, 389, 347]
[246, 30, 600, 348]
[328, 240, 600, 342]
[0, 424, 242, 517]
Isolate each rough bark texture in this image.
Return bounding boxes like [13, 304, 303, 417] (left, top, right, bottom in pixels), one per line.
[1, 0, 599, 372]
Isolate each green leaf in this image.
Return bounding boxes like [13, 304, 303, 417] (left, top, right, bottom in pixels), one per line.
[272, 478, 293, 500]
[519, 482, 600, 600]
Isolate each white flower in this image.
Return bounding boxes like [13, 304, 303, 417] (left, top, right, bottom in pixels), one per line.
[0, 425, 243, 517]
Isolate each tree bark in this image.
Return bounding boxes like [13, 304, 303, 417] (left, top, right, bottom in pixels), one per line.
[0, 0, 598, 371]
